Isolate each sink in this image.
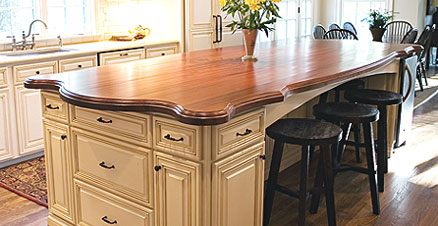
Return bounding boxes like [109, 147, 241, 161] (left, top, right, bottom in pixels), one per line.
[1, 47, 75, 56]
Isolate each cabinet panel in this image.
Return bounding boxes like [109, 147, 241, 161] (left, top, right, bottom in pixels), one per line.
[41, 91, 69, 123]
[99, 49, 145, 66]
[15, 86, 44, 155]
[155, 152, 201, 226]
[75, 180, 153, 226]
[187, 0, 213, 28]
[0, 67, 7, 87]
[44, 120, 75, 224]
[0, 88, 13, 161]
[59, 55, 97, 72]
[212, 143, 265, 226]
[188, 31, 214, 52]
[146, 45, 178, 58]
[13, 61, 57, 85]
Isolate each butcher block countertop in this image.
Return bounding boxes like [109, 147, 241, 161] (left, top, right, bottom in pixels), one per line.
[24, 39, 421, 125]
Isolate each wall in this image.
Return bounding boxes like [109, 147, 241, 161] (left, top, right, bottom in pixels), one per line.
[97, 0, 183, 42]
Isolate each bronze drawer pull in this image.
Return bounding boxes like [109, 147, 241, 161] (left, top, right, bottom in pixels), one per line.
[61, 135, 67, 140]
[35, 71, 40, 75]
[99, 162, 115, 169]
[46, 104, 59, 110]
[97, 117, 112, 124]
[120, 53, 128, 56]
[78, 64, 82, 68]
[161, 53, 165, 56]
[154, 166, 162, 171]
[236, 129, 252, 137]
[164, 134, 184, 142]
[101, 216, 117, 224]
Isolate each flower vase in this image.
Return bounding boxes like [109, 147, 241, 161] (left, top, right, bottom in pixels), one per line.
[242, 29, 258, 61]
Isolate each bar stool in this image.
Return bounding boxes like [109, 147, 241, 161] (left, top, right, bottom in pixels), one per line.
[319, 79, 365, 163]
[311, 102, 380, 215]
[263, 118, 342, 226]
[345, 89, 403, 192]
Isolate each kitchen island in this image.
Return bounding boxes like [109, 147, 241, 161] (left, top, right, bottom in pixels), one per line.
[25, 39, 420, 226]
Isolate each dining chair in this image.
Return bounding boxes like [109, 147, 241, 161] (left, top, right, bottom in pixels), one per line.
[415, 25, 436, 91]
[343, 22, 358, 36]
[382, 21, 414, 44]
[329, 23, 341, 30]
[401, 28, 418, 44]
[313, 24, 327, 39]
[324, 29, 358, 40]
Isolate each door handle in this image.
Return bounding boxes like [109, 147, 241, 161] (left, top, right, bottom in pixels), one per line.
[403, 65, 413, 102]
[213, 15, 219, 44]
[218, 15, 223, 43]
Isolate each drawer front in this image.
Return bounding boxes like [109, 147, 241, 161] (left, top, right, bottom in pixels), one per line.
[71, 106, 151, 147]
[99, 48, 145, 66]
[41, 91, 68, 123]
[212, 109, 265, 160]
[146, 45, 177, 58]
[153, 116, 202, 160]
[72, 129, 153, 205]
[13, 61, 57, 84]
[0, 67, 7, 86]
[75, 180, 153, 226]
[59, 55, 97, 72]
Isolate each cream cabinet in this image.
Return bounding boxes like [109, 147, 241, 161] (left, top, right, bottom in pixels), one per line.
[43, 120, 75, 224]
[185, 0, 242, 51]
[146, 44, 178, 58]
[212, 143, 265, 226]
[0, 87, 13, 161]
[98, 48, 145, 66]
[154, 151, 201, 226]
[59, 55, 97, 72]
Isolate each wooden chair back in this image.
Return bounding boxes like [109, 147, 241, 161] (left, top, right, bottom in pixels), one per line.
[323, 29, 358, 40]
[343, 22, 358, 36]
[329, 23, 341, 30]
[401, 28, 418, 44]
[313, 24, 326, 39]
[416, 25, 436, 60]
[382, 21, 414, 44]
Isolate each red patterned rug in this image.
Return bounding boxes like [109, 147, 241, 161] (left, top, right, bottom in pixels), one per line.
[0, 156, 48, 207]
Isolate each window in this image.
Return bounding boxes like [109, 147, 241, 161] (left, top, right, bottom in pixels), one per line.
[260, 0, 313, 42]
[0, 0, 94, 37]
[341, 0, 389, 39]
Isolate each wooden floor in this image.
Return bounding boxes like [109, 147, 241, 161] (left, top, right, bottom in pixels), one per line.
[1, 93, 438, 226]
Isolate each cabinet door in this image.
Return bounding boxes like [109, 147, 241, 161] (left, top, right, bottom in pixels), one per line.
[212, 143, 265, 226]
[15, 86, 44, 155]
[59, 55, 97, 72]
[44, 120, 75, 224]
[154, 152, 201, 226]
[0, 88, 13, 161]
[185, 0, 214, 51]
[99, 49, 145, 66]
[213, 1, 243, 48]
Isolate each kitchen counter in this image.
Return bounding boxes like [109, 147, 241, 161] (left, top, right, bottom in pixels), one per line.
[0, 39, 179, 65]
[24, 39, 420, 226]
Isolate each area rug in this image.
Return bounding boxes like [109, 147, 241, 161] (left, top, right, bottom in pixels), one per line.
[414, 74, 438, 108]
[0, 157, 48, 207]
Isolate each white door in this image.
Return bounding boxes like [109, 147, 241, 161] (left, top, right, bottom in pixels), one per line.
[0, 88, 13, 161]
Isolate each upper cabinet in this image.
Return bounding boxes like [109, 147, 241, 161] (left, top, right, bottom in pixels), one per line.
[185, 0, 242, 51]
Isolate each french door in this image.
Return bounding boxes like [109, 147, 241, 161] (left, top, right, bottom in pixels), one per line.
[260, 0, 313, 42]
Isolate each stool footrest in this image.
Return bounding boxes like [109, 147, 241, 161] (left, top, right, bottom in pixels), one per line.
[275, 184, 301, 199]
[335, 164, 374, 175]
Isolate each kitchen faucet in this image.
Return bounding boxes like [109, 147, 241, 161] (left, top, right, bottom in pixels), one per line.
[7, 19, 50, 51]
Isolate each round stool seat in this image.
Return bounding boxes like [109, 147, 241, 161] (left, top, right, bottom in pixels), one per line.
[345, 89, 403, 106]
[266, 118, 342, 146]
[335, 79, 365, 91]
[314, 102, 379, 124]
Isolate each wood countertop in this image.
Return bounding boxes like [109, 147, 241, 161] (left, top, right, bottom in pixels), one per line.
[24, 39, 421, 125]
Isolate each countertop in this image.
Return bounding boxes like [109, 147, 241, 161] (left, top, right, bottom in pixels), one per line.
[0, 39, 179, 65]
[24, 39, 421, 125]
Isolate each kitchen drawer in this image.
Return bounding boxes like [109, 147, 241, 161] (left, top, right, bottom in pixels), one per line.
[0, 67, 7, 87]
[41, 91, 68, 123]
[59, 55, 97, 72]
[212, 109, 265, 160]
[99, 48, 145, 66]
[13, 61, 57, 85]
[75, 180, 153, 226]
[71, 106, 151, 147]
[153, 116, 202, 161]
[72, 129, 153, 206]
[146, 44, 177, 58]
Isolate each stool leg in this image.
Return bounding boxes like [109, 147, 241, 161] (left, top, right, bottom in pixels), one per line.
[337, 123, 352, 164]
[363, 122, 380, 215]
[309, 151, 323, 214]
[377, 105, 388, 193]
[320, 144, 337, 226]
[299, 146, 310, 226]
[352, 124, 362, 163]
[319, 91, 329, 104]
[263, 141, 284, 226]
[335, 89, 341, 102]
[417, 64, 424, 92]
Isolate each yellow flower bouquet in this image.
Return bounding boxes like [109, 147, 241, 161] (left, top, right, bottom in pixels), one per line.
[220, 0, 282, 36]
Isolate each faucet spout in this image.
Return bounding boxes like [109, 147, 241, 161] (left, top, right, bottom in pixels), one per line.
[26, 19, 48, 38]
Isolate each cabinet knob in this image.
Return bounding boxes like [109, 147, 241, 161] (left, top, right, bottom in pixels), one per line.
[259, 155, 266, 160]
[78, 64, 82, 68]
[154, 165, 162, 171]
[35, 71, 40, 75]
[161, 53, 165, 56]
[101, 216, 117, 225]
[61, 135, 67, 140]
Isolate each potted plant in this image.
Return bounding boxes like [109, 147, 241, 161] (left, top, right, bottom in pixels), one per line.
[362, 9, 393, 42]
[220, 0, 283, 60]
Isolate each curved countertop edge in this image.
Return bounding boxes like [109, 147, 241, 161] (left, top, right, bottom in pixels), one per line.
[24, 45, 422, 126]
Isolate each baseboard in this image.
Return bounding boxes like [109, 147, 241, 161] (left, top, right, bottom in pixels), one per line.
[0, 151, 44, 169]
